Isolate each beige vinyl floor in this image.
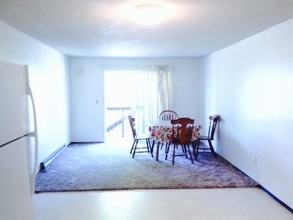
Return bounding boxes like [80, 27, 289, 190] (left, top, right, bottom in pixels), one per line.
[34, 187, 292, 220]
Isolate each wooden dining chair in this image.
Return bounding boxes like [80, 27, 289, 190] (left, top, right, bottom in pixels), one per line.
[159, 110, 179, 150]
[194, 115, 219, 159]
[159, 110, 179, 121]
[128, 115, 152, 158]
[165, 117, 194, 165]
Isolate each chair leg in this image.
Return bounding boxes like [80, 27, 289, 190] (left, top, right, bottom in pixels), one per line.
[172, 144, 176, 165]
[147, 139, 153, 157]
[187, 144, 194, 164]
[195, 140, 200, 160]
[165, 143, 170, 160]
[208, 140, 217, 158]
[181, 145, 186, 153]
[146, 139, 150, 152]
[130, 141, 135, 154]
[192, 141, 198, 160]
[132, 140, 138, 158]
[184, 145, 188, 158]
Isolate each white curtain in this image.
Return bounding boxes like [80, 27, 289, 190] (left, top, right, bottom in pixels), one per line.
[133, 65, 172, 133]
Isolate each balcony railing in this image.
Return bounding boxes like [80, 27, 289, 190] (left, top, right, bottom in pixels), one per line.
[106, 106, 148, 140]
[106, 107, 132, 138]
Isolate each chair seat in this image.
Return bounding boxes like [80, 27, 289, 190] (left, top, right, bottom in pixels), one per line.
[197, 135, 210, 140]
[135, 135, 150, 140]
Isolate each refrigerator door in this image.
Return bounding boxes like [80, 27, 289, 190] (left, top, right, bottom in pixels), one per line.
[0, 60, 35, 219]
[0, 61, 27, 146]
[0, 137, 35, 220]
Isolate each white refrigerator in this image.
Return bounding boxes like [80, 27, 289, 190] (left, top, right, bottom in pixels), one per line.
[0, 60, 38, 220]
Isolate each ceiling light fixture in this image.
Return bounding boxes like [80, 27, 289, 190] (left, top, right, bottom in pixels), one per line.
[134, 4, 163, 25]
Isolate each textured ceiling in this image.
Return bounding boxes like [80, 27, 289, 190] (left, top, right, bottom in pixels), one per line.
[0, 0, 293, 58]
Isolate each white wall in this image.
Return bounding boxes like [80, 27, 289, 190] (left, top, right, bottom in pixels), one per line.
[202, 18, 293, 208]
[69, 57, 204, 142]
[0, 21, 70, 166]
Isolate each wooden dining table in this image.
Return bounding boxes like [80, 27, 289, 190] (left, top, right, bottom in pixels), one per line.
[148, 120, 201, 161]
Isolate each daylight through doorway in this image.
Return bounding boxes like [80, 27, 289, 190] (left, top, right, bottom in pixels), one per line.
[104, 68, 141, 142]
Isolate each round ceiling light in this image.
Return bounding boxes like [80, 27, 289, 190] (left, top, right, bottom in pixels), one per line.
[134, 4, 163, 25]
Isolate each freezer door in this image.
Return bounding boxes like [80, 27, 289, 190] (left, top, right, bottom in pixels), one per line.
[0, 60, 27, 145]
[0, 137, 35, 220]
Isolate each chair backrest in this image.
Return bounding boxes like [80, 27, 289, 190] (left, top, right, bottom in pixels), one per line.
[128, 115, 137, 139]
[207, 115, 220, 140]
[159, 110, 179, 121]
[171, 117, 194, 145]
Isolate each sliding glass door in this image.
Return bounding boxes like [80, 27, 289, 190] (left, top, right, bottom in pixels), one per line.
[104, 65, 171, 140]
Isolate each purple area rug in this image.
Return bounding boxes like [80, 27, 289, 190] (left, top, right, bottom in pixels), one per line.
[35, 143, 258, 192]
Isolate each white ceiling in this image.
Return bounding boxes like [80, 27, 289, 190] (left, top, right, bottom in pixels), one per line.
[0, 0, 293, 58]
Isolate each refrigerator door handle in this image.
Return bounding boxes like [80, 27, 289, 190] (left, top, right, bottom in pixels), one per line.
[25, 67, 39, 193]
